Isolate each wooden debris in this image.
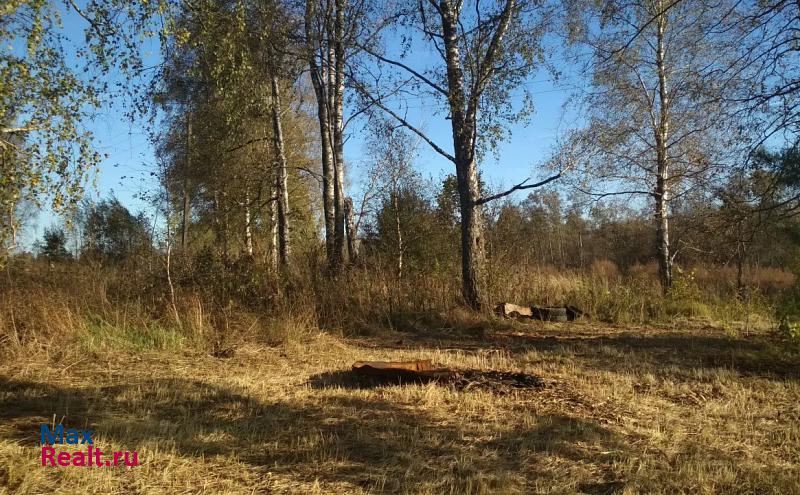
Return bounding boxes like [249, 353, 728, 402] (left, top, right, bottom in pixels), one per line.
[495, 302, 588, 322]
[531, 306, 568, 322]
[352, 360, 434, 372]
[494, 303, 533, 318]
[566, 305, 588, 320]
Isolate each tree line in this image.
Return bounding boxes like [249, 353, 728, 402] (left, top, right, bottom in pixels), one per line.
[3, 0, 800, 309]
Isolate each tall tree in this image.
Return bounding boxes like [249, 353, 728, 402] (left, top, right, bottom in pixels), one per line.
[715, 146, 800, 293]
[81, 198, 153, 263]
[0, 0, 175, 258]
[303, 0, 366, 271]
[356, 0, 558, 309]
[152, 0, 310, 266]
[270, 73, 292, 267]
[37, 226, 72, 263]
[0, 1, 109, 256]
[567, 0, 743, 290]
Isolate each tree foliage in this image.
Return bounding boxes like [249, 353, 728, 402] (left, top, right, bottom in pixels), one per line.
[36, 225, 72, 262]
[81, 198, 152, 263]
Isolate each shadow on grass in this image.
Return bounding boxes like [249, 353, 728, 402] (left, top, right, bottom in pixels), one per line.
[495, 331, 800, 380]
[308, 368, 543, 392]
[360, 310, 800, 381]
[307, 369, 437, 389]
[0, 374, 626, 493]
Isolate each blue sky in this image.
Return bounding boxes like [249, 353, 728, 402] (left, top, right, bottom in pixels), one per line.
[23, 4, 585, 248]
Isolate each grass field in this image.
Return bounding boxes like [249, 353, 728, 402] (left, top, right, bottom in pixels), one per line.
[1, 319, 799, 494]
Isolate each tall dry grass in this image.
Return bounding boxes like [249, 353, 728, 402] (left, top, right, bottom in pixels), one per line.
[0, 254, 789, 357]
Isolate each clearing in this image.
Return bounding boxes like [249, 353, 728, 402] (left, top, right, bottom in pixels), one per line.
[1, 322, 799, 494]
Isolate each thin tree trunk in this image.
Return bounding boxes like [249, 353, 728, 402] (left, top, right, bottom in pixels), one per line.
[6, 206, 16, 254]
[271, 74, 291, 268]
[331, 0, 347, 268]
[736, 239, 747, 299]
[165, 240, 181, 330]
[393, 192, 403, 279]
[244, 188, 254, 257]
[213, 190, 225, 257]
[319, 107, 335, 262]
[654, 6, 673, 291]
[305, 0, 335, 263]
[655, 176, 671, 290]
[344, 196, 358, 262]
[269, 194, 278, 270]
[332, 123, 346, 268]
[1, 149, 15, 262]
[181, 117, 192, 250]
[222, 196, 230, 262]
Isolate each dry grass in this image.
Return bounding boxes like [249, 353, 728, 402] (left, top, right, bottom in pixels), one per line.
[0, 260, 796, 493]
[1, 318, 799, 494]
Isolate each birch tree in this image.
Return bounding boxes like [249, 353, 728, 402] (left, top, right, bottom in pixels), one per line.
[567, 0, 743, 290]
[152, 0, 306, 265]
[355, 0, 558, 309]
[270, 72, 292, 267]
[303, 0, 354, 271]
[0, 1, 127, 256]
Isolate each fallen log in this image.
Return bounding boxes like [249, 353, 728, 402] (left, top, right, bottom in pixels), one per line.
[531, 306, 568, 322]
[565, 305, 588, 320]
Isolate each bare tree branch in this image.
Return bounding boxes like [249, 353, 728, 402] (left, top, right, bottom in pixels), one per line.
[292, 166, 323, 183]
[474, 172, 562, 205]
[357, 43, 449, 96]
[226, 135, 269, 153]
[601, 0, 686, 62]
[581, 188, 657, 200]
[352, 79, 456, 163]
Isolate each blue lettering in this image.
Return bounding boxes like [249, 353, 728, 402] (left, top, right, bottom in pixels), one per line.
[80, 429, 94, 444]
[64, 428, 79, 444]
[40, 424, 63, 445]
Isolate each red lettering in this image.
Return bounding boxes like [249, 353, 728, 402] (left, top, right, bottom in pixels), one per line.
[41, 446, 55, 466]
[56, 452, 70, 467]
[72, 451, 86, 466]
[123, 451, 139, 467]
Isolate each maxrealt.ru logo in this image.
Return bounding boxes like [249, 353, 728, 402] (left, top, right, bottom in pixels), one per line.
[40, 424, 139, 467]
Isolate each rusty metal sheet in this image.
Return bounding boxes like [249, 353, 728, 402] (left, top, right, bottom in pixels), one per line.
[352, 360, 434, 372]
